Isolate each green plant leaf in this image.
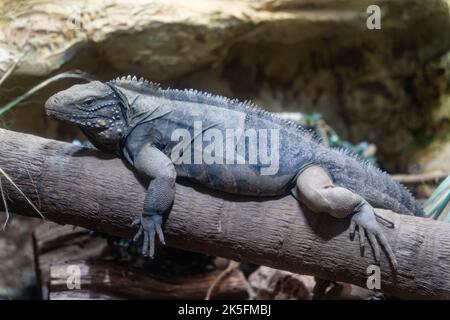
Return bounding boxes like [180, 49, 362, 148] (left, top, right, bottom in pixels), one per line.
[0, 70, 94, 116]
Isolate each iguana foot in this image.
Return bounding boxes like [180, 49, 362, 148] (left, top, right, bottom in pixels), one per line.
[350, 201, 398, 270]
[132, 214, 165, 257]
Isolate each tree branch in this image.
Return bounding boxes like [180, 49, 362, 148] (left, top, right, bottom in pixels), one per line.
[393, 171, 450, 184]
[0, 128, 449, 299]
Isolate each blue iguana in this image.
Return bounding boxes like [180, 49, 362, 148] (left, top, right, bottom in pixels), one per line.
[45, 75, 424, 268]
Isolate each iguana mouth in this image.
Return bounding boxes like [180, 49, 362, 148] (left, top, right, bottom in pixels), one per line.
[45, 95, 115, 129]
[46, 108, 111, 129]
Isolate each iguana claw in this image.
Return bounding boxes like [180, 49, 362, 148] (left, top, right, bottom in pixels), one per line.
[132, 214, 165, 257]
[350, 201, 398, 270]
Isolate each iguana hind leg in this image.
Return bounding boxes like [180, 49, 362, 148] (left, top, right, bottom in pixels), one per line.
[296, 165, 398, 270]
[132, 144, 176, 257]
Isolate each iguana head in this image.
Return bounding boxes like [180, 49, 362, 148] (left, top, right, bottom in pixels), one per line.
[45, 80, 128, 152]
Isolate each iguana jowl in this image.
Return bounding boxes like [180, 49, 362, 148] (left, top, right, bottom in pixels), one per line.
[45, 75, 424, 268]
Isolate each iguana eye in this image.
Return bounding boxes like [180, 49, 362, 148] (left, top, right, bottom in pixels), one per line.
[83, 98, 95, 107]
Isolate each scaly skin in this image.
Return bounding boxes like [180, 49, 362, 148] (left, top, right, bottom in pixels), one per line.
[45, 75, 423, 269]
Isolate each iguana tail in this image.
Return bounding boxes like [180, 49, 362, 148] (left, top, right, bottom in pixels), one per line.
[315, 147, 424, 217]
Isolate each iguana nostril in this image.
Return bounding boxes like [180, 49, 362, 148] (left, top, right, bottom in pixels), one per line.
[45, 95, 63, 116]
[45, 96, 58, 108]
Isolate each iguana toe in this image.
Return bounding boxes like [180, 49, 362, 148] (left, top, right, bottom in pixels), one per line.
[350, 201, 398, 270]
[132, 214, 165, 258]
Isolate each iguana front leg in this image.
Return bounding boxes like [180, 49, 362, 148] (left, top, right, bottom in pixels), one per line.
[131, 144, 176, 257]
[296, 165, 398, 269]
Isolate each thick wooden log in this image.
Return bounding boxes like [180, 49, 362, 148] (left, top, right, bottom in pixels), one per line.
[48, 261, 246, 300]
[0, 128, 449, 299]
[33, 224, 247, 300]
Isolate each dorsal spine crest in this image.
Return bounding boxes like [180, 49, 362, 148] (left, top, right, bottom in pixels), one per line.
[108, 75, 317, 141]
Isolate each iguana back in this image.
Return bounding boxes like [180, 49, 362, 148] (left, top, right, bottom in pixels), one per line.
[111, 77, 423, 217]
